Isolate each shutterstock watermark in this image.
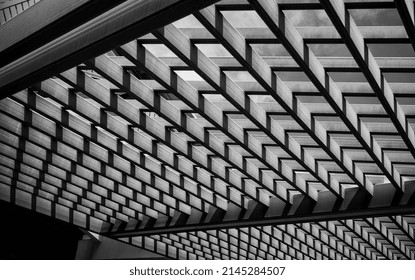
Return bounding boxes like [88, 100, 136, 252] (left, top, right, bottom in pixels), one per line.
[129, 267, 214, 276]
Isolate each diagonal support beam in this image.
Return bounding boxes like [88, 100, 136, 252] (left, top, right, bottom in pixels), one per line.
[319, 0, 415, 181]
[75, 56, 280, 205]
[249, 0, 403, 193]
[194, 5, 373, 197]
[144, 25, 342, 199]
[116, 43, 316, 201]
[395, 0, 415, 53]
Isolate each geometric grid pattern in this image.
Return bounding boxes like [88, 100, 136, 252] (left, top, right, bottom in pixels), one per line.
[0, 0, 41, 25]
[1, 0, 415, 259]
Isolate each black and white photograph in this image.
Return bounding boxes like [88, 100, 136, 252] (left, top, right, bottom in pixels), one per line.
[1, 0, 415, 277]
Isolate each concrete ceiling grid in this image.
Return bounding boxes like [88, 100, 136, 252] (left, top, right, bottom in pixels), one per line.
[1, 0, 415, 259]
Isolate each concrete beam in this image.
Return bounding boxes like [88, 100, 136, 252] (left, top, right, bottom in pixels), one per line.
[0, 0, 220, 98]
[137, 26, 408, 44]
[110, 180, 415, 237]
[0, 0, 126, 68]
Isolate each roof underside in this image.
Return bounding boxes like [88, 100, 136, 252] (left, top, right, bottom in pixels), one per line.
[0, 0, 41, 25]
[1, 0, 415, 259]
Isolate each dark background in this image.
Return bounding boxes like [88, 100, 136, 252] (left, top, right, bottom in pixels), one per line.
[0, 200, 83, 259]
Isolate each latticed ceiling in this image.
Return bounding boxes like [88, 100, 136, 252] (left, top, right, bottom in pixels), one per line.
[1, 0, 415, 259]
[0, 0, 41, 25]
